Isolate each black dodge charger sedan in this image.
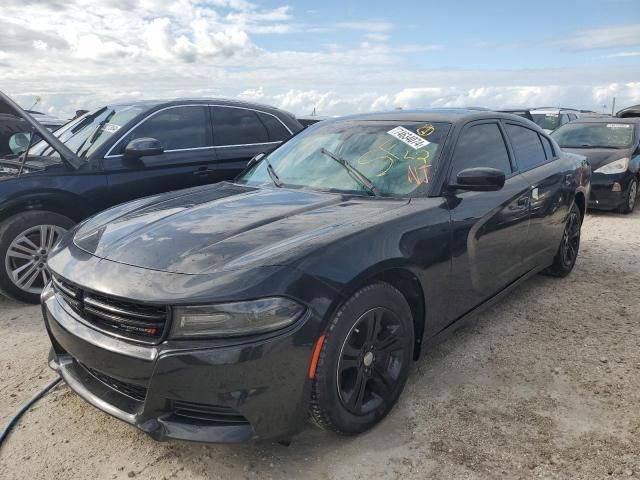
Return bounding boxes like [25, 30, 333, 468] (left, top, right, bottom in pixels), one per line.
[551, 117, 640, 213]
[0, 92, 301, 303]
[43, 110, 590, 443]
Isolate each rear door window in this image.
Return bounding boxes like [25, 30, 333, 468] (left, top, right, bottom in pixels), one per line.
[449, 122, 512, 182]
[212, 107, 269, 146]
[505, 124, 547, 171]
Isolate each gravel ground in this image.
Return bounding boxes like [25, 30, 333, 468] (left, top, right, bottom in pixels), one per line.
[1, 209, 639, 480]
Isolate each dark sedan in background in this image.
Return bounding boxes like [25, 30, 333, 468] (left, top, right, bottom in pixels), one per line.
[0, 92, 302, 302]
[43, 109, 590, 443]
[552, 117, 640, 213]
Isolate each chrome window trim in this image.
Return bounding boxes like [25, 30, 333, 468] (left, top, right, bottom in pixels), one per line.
[104, 104, 293, 158]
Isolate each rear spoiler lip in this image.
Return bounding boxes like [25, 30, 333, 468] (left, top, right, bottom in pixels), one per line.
[0, 90, 82, 169]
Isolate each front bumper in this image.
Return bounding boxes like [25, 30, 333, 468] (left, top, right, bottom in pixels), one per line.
[42, 284, 318, 443]
[587, 173, 632, 211]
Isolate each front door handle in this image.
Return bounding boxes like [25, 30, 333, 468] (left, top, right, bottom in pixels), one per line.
[193, 167, 214, 176]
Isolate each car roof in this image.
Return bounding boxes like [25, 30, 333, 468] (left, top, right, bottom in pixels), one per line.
[532, 107, 580, 112]
[567, 116, 640, 125]
[105, 98, 296, 118]
[616, 104, 640, 118]
[323, 108, 535, 125]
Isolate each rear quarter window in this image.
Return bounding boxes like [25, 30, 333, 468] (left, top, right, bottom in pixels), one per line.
[505, 123, 547, 171]
[257, 112, 290, 142]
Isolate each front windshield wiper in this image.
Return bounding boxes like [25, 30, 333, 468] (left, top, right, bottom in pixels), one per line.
[319, 148, 380, 197]
[264, 157, 283, 187]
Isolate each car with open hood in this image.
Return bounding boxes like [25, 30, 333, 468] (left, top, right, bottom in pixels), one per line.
[42, 109, 590, 443]
[0, 110, 67, 157]
[552, 117, 640, 213]
[0, 91, 302, 303]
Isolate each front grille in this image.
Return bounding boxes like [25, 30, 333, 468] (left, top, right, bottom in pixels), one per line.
[82, 363, 147, 401]
[52, 276, 82, 315]
[173, 400, 249, 425]
[52, 275, 169, 344]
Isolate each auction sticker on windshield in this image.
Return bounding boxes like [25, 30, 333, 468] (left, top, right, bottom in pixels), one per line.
[387, 126, 430, 150]
[606, 124, 631, 128]
[101, 123, 121, 133]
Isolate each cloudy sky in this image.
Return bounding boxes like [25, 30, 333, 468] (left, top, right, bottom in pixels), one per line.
[1, 0, 639, 118]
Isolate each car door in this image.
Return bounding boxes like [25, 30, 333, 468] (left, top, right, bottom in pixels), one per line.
[444, 120, 532, 325]
[210, 106, 290, 179]
[103, 105, 217, 202]
[504, 122, 569, 268]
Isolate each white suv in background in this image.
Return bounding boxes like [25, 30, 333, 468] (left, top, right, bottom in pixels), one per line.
[530, 107, 581, 133]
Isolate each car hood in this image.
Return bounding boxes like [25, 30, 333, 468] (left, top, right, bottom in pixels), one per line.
[73, 182, 409, 275]
[563, 147, 633, 171]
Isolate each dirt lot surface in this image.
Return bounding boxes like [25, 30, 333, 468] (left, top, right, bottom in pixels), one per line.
[1, 209, 639, 479]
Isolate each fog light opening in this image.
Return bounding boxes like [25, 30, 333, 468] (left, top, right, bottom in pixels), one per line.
[612, 182, 622, 192]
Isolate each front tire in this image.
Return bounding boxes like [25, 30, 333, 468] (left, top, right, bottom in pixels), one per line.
[618, 178, 637, 214]
[543, 202, 582, 278]
[309, 282, 414, 435]
[0, 211, 74, 303]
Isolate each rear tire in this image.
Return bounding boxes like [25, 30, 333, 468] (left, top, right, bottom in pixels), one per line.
[543, 202, 582, 278]
[309, 282, 414, 435]
[618, 178, 637, 214]
[0, 211, 74, 303]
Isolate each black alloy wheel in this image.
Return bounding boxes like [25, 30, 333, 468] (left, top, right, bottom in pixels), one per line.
[559, 207, 581, 268]
[310, 282, 414, 435]
[543, 202, 582, 277]
[337, 307, 407, 416]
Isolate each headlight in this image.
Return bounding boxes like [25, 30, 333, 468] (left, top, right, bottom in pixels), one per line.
[171, 297, 305, 338]
[594, 157, 629, 174]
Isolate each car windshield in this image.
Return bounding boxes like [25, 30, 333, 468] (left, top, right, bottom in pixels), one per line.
[531, 113, 559, 131]
[238, 120, 451, 196]
[551, 122, 635, 149]
[29, 104, 148, 160]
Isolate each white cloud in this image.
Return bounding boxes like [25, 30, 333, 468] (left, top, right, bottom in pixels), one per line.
[603, 51, 640, 58]
[32, 40, 48, 51]
[364, 33, 389, 42]
[337, 21, 393, 33]
[567, 24, 640, 50]
[0, 1, 638, 119]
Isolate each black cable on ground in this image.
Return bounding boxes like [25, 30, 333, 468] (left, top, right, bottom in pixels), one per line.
[0, 377, 62, 448]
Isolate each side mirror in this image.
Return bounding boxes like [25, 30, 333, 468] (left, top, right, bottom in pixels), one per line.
[247, 152, 265, 169]
[124, 137, 164, 160]
[449, 167, 506, 192]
